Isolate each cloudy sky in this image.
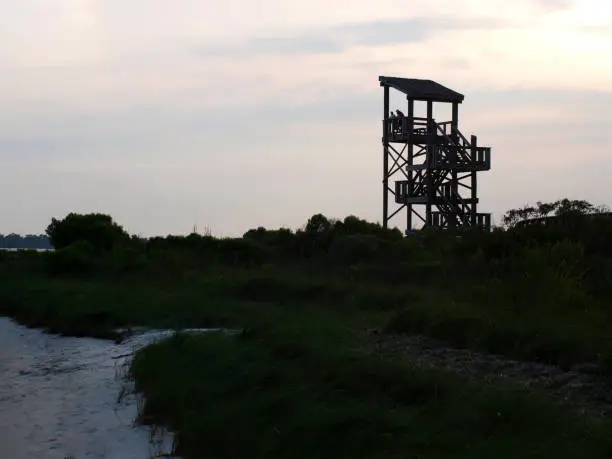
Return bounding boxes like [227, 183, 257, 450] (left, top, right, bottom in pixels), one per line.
[1, 0, 611, 236]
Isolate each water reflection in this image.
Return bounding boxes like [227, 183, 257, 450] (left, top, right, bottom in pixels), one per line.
[0, 318, 191, 459]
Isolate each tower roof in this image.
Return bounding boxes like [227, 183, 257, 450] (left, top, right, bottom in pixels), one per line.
[379, 76, 464, 103]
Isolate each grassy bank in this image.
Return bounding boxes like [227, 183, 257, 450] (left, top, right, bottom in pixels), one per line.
[2, 251, 611, 370]
[130, 326, 612, 459]
[3, 205, 612, 457]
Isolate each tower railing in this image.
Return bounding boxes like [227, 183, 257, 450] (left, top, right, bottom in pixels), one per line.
[384, 119, 490, 166]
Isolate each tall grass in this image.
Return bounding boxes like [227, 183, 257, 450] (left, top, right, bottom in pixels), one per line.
[130, 327, 612, 459]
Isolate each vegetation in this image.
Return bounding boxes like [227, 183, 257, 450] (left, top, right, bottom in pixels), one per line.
[3, 200, 612, 458]
[131, 329, 612, 459]
[502, 198, 609, 227]
[45, 212, 130, 251]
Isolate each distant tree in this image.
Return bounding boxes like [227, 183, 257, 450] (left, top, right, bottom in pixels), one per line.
[243, 227, 294, 250]
[502, 199, 609, 228]
[0, 233, 52, 249]
[334, 215, 403, 240]
[45, 213, 129, 251]
[554, 199, 595, 217]
[305, 214, 332, 234]
[535, 201, 557, 218]
[502, 205, 538, 227]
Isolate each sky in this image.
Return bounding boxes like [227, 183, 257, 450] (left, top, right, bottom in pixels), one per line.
[0, 0, 611, 237]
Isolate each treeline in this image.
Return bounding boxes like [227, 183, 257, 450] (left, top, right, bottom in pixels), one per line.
[503, 198, 610, 227]
[0, 234, 52, 250]
[39, 213, 408, 275]
[6, 201, 612, 300]
[18, 201, 605, 279]
[37, 201, 612, 261]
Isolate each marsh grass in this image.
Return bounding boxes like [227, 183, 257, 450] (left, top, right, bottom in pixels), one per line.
[130, 327, 612, 459]
[2, 256, 612, 370]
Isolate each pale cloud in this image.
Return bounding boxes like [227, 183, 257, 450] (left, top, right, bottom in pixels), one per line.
[2, 0, 610, 107]
[196, 15, 512, 57]
[533, 0, 574, 11]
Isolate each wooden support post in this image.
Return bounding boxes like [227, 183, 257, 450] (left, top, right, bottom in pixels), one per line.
[471, 135, 478, 224]
[426, 100, 433, 227]
[451, 103, 459, 142]
[407, 97, 414, 232]
[383, 85, 390, 229]
[450, 102, 459, 229]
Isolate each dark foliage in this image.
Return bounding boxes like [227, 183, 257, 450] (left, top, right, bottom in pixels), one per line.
[45, 213, 129, 251]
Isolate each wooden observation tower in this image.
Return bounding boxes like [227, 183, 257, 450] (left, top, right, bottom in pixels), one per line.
[380, 76, 492, 234]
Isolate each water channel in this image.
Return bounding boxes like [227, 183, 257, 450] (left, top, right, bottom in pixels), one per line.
[0, 317, 183, 459]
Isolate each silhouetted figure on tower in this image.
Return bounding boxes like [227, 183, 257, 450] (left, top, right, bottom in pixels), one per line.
[389, 111, 397, 134]
[395, 109, 405, 134]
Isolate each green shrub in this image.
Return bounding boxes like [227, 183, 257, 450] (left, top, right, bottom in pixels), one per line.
[46, 213, 129, 251]
[231, 276, 344, 304]
[328, 235, 382, 265]
[215, 238, 272, 266]
[131, 332, 612, 459]
[108, 244, 148, 273]
[47, 240, 97, 275]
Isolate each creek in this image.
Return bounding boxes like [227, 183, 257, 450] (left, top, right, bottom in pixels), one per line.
[0, 317, 187, 459]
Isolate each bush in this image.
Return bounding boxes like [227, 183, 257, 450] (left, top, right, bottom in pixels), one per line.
[215, 238, 272, 266]
[47, 240, 97, 275]
[328, 235, 382, 265]
[483, 240, 590, 311]
[335, 215, 403, 241]
[46, 213, 129, 251]
[108, 244, 148, 274]
[243, 227, 295, 256]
